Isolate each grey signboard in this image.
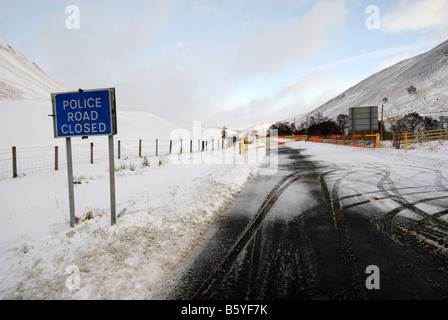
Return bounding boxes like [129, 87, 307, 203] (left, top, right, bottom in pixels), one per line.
[349, 106, 378, 133]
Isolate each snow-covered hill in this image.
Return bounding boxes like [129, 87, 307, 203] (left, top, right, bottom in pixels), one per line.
[0, 37, 67, 99]
[0, 37, 200, 148]
[0, 99, 196, 148]
[0, 37, 261, 300]
[290, 40, 448, 125]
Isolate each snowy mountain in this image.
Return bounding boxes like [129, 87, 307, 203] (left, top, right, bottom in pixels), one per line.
[0, 37, 67, 99]
[0, 37, 197, 148]
[290, 40, 448, 125]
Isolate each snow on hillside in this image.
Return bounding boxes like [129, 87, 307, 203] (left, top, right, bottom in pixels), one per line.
[292, 40, 448, 124]
[0, 99, 198, 149]
[0, 36, 196, 148]
[0, 37, 67, 100]
[0, 36, 226, 149]
[0, 35, 262, 300]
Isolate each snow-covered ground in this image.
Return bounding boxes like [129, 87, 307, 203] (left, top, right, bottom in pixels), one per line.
[0, 137, 446, 299]
[300, 139, 448, 172]
[1, 34, 447, 300]
[0, 146, 266, 299]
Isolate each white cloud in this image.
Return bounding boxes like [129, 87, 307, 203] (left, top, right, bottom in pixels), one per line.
[376, 52, 412, 72]
[221, 68, 347, 128]
[34, 1, 178, 88]
[383, 0, 448, 38]
[276, 69, 335, 102]
[234, 0, 347, 76]
[192, 2, 218, 14]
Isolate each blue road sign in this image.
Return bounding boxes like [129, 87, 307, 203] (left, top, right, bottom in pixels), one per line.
[51, 88, 117, 138]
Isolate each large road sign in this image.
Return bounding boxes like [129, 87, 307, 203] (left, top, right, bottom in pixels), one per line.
[51, 88, 117, 138]
[50, 87, 117, 227]
[349, 106, 378, 133]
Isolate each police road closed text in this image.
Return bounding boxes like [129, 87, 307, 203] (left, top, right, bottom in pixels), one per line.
[52, 89, 116, 138]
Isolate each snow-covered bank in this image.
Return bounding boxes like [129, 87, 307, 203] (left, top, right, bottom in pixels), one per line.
[0, 99, 192, 149]
[0, 148, 264, 299]
[299, 139, 448, 171]
[1, 138, 446, 300]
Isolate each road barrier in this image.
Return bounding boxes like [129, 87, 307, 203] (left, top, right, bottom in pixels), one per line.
[308, 134, 380, 148]
[244, 135, 307, 151]
[240, 134, 380, 152]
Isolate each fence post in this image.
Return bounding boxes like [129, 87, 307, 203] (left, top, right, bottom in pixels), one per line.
[190, 140, 193, 153]
[90, 142, 94, 164]
[118, 140, 121, 159]
[65, 138, 76, 227]
[266, 136, 270, 156]
[139, 139, 142, 158]
[180, 139, 183, 154]
[405, 133, 408, 152]
[55, 146, 58, 171]
[156, 139, 158, 157]
[169, 140, 172, 154]
[12, 146, 17, 178]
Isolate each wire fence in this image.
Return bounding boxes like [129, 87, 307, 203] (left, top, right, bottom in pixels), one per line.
[0, 137, 236, 181]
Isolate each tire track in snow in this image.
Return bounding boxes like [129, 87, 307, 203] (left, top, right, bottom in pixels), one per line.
[320, 173, 365, 299]
[193, 171, 306, 298]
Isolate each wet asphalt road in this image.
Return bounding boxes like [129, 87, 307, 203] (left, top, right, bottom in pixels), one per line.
[164, 145, 448, 300]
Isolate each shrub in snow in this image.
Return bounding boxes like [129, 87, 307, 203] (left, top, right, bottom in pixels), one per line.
[407, 85, 417, 94]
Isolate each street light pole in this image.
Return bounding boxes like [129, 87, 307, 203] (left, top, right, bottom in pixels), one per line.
[381, 104, 384, 141]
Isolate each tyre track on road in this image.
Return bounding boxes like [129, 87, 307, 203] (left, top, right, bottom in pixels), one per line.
[246, 203, 321, 299]
[194, 170, 307, 298]
[320, 173, 366, 299]
[376, 170, 448, 251]
[325, 165, 448, 256]
[171, 151, 448, 300]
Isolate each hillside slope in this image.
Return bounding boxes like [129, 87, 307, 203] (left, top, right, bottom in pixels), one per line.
[0, 37, 217, 148]
[0, 37, 67, 99]
[292, 40, 448, 124]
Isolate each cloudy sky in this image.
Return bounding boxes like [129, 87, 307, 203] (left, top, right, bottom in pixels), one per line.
[1, 0, 448, 130]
